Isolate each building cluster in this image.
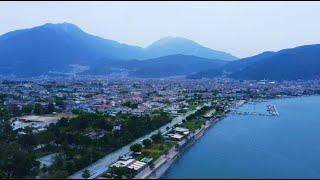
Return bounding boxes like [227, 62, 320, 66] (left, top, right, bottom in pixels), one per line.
[1, 76, 320, 127]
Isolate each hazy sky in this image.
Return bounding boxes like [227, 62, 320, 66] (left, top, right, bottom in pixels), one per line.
[1, 1, 320, 58]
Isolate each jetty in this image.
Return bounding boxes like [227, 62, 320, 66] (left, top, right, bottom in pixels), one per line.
[267, 104, 280, 116]
[232, 104, 280, 117]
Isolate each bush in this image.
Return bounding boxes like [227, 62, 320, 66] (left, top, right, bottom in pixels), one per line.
[130, 143, 142, 153]
[82, 169, 90, 179]
[151, 131, 164, 144]
[142, 139, 152, 148]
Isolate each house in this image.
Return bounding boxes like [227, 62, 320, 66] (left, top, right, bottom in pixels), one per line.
[174, 127, 189, 134]
[110, 158, 147, 172]
[167, 133, 184, 141]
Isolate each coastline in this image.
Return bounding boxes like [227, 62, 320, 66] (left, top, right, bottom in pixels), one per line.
[117, 95, 320, 179]
[138, 94, 320, 179]
[134, 100, 244, 179]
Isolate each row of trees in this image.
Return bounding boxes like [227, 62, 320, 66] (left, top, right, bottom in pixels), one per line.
[0, 104, 41, 179]
[130, 131, 164, 153]
[22, 102, 56, 115]
[186, 105, 210, 121]
[32, 110, 171, 178]
[0, 99, 172, 179]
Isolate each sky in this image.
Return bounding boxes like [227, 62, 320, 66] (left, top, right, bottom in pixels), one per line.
[1, 1, 320, 58]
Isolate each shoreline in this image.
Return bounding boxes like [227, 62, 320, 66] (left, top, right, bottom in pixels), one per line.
[139, 94, 320, 179]
[135, 100, 242, 179]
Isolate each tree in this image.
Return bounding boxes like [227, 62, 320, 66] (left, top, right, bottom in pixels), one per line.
[0, 169, 5, 179]
[22, 104, 33, 114]
[142, 139, 152, 148]
[0, 142, 40, 178]
[50, 170, 69, 179]
[54, 97, 65, 106]
[82, 169, 90, 179]
[149, 162, 155, 170]
[34, 103, 43, 115]
[17, 132, 38, 149]
[109, 167, 136, 179]
[130, 143, 142, 153]
[46, 102, 55, 114]
[151, 131, 164, 144]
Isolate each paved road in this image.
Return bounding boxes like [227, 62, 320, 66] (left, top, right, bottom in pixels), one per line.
[69, 105, 204, 179]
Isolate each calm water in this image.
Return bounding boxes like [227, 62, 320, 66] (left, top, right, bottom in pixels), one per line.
[163, 96, 320, 179]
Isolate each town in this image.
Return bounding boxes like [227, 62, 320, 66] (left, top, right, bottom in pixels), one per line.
[1, 76, 320, 179]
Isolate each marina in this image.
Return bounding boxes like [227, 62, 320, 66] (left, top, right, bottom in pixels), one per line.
[232, 104, 280, 117]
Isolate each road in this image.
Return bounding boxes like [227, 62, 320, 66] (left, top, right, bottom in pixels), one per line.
[69, 105, 204, 179]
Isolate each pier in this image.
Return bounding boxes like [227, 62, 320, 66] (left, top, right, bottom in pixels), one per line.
[267, 104, 280, 116]
[232, 104, 280, 117]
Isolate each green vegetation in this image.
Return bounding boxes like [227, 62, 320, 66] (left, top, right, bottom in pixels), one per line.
[141, 141, 176, 161]
[151, 131, 164, 144]
[82, 169, 90, 179]
[108, 166, 136, 179]
[21, 102, 57, 115]
[142, 139, 152, 148]
[54, 96, 65, 106]
[130, 143, 142, 153]
[0, 105, 172, 178]
[0, 108, 40, 179]
[182, 119, 205, 132]
[34, 103, 44, 115]
[122, 101, 138, 109]
[181, 105, 211, 132]
[39, 111, 171, 178]
[214, 110, 224, 116]
[186, 106, 210, 121]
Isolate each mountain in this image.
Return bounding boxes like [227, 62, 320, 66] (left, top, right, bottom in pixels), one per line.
[0, 22, 145, 76]
[191, 44, 320, 81]
[0, 23, 237, 77]
[144, 37, 238, 61]
[83, 54, 228, 78]
[231, 44, 320, 80]
[189, 51, 276, 79]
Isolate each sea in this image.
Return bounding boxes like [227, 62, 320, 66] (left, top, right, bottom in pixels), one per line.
[163, 96, 320, 179]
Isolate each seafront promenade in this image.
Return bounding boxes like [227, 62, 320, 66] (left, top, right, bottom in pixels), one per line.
[133, 100, 249, 179]
[134, 118, 221, 179]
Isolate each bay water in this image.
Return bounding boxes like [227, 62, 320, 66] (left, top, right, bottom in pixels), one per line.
[163, 96, 320, 178]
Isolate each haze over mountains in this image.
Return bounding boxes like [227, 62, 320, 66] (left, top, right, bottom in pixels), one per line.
[0, 22, 236, 77]
[144, 37, 237, 61]
[1, 22, 320, 80]
[192, 44, 320, 80]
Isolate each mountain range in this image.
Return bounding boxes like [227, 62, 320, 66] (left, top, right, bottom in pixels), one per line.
[0, 22, 236, 76]
[1, 22, 320, 80]
[192, 44, 320, 80]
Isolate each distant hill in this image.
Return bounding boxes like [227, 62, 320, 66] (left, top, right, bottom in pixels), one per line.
[83, 54, 228, 78]
[191, 44, 320, 81]
[0, 23, 145, 76]
[129, 54, 228, 78]
[189, 51, 276, 79]
[144, 37, 237, 61]
[0, 23, 236, 77]
[231, 44, 320, 80]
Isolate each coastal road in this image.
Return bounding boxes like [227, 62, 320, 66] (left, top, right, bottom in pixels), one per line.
[69, 105, 205, 179]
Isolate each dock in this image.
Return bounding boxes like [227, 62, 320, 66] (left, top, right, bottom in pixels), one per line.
[267, 104, 280, 116]
[232, 104, 280, 117]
